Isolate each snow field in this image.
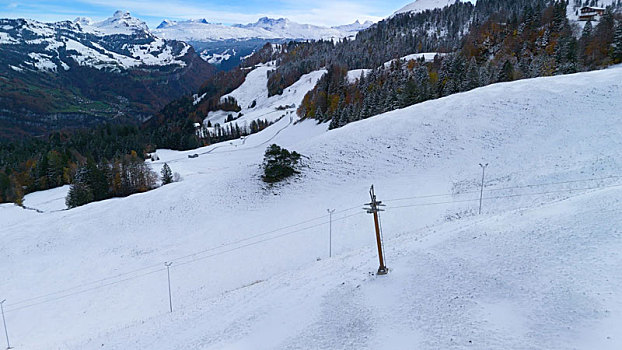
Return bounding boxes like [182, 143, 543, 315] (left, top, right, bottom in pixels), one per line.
[204, 65, 326, 130]
[0, 65, 621, 349]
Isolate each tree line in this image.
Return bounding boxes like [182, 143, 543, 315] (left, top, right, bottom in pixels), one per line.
[297, 1, 622, 128]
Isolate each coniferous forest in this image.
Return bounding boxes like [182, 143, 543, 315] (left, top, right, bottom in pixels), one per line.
[1, 0, 621, 206]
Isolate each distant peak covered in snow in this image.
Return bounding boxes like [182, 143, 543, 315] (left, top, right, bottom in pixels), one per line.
[75, 10, 149, 35]
[74, 16, 94, 26]
[154, 16, 374, 43]
[156, 19, 177, 29]
[332, 20, 375, 32]
[245, 17, 291, 29]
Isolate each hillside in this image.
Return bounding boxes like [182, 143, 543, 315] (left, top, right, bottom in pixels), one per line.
[1, 64, 621, 349]
[392, 0, 468, 16]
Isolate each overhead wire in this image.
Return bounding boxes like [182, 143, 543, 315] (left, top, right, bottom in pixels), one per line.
[4, 175, 621, 313]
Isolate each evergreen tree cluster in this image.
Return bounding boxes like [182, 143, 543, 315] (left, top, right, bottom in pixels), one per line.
[262, 144, 302, 183]
[65, 151, 158, 208]
[0, 124, 152, 204]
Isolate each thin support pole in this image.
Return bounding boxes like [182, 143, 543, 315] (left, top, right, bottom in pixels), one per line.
[165, 262, 173, 313]
[0, 300, 11, 350]
[479, 163, 489, 215]
[327, 209, 335, 258]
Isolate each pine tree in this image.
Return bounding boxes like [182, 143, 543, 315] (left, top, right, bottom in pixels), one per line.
[464, 57, 480, 91]
[161, 163, 173, 185]
[65, 167, 94, 208]
[612, 23, 622, 64]
[498, 60, 514, 82]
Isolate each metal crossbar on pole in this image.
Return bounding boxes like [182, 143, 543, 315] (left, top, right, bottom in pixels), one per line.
[364, 185, 388, 275]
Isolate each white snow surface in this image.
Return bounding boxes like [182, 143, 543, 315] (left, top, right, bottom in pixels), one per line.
[346, 52, 443, 83]
[346, 68, 371, 83]
[393, 0, 476, 16]
[383, 52, 445, 68]
[1, 66, 622, 349]
[204, 63, 326, 130]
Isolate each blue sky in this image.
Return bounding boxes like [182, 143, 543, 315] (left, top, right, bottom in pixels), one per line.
[0, 0, 416, 27]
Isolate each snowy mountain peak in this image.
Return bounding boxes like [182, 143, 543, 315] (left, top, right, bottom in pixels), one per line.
[157, 19, 177, 29]
[74, 16, 94, 26]
[83, 10, 149, 35]
[238, 17, 291, 30]
[332, 20, 374, 32]
[112, 10, 130, 19]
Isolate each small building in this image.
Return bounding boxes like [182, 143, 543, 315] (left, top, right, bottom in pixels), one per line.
[579, 6, 606, 21]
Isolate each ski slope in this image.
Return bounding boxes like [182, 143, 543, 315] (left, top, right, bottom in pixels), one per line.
[1, 65, 622, 349]
[203, 64, 327, 131]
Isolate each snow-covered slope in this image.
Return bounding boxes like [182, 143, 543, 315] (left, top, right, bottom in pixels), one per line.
[203, 62, 326, 129]
[1, 66, 622, 349]
[393, 0, 471, 16]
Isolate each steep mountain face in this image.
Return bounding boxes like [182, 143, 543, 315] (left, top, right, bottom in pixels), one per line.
[0, 13, 215, 139]
[153, 17, 373, 70]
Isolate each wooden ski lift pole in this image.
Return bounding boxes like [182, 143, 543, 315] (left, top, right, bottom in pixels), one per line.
[364, 185, 388, 275]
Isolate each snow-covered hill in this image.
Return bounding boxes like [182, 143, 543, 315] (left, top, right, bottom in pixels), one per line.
[1, 63, 621, 349]
[202, 62, 326, 129]
[393, 0, 473, 16]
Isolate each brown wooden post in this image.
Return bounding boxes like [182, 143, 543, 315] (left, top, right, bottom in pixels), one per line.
[365, 185, 388, 275]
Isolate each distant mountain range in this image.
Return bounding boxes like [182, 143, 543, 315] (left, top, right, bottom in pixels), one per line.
[153, 17, 374, 70]
[0, 11, 214, 139]
[154, 17, 373, 42]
